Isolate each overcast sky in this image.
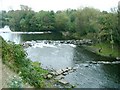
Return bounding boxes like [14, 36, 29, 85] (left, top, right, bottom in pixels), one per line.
[0, 0, 119, 12]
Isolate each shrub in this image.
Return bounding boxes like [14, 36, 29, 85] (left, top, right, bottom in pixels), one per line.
[1, 36, 48, 88]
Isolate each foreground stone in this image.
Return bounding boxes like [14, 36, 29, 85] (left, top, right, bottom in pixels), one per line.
[47, 74, 53, 79]
[45, 67, 77, 80]
[58, 79, 69, 84]
[56, 69, 63, 75]
[55, 75, 64, 80]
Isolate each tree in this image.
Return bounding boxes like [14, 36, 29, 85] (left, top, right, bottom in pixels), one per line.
[75, 7, 100, 36]
[55, 12, 69, 32]
[7, 10, 22, 31]
[20, 5, 32, 11]
[118, 1, 120, 45]
[7, 5, 35, 32]
[0, 11, 8, 28]
[30, 11, 55, 32]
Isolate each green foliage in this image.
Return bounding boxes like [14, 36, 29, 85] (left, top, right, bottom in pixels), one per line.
[89, 42, 120, 57]
[1, 6, 119, 45]
[30, 11, 55, 31]
[8, 76, 23, 88]
[55, 12, 69, 32]
[0, 11, 8, 28]
[1, 36, 48, 88]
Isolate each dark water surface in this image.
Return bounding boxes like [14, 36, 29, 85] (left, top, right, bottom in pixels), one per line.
[0, 32, 120, 88]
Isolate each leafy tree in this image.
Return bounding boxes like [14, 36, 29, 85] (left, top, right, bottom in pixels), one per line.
[7, 10, 22, 31]
[30, 11, 55, 31]
[75, 7, 100, 36]
[118, 2, 120, 44]
[0, 11, 8, 28]
[55, 12, 69, 32]
[7, 5, 34, 32]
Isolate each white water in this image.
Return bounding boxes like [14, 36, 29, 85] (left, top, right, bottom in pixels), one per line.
[0, 26, 11, 32]
[32, 42, 57, 48]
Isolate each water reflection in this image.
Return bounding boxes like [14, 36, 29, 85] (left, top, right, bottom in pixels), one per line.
[72, 46, 116, 64]
[101, 64, 120, 84]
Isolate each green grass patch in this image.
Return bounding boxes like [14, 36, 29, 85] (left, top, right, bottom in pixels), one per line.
[89, 42, 120, 58]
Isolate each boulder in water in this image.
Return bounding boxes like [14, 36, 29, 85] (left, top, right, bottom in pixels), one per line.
[55, 75, 64, 80]
[58, 79, 69, 84]
[46, 74, 53, 79]
[56, 69, 63, 75]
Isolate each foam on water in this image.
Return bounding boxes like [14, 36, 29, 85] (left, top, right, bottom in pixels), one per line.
[32, 42, 57, 48]
[0, 26, 11, 32]
[68, 44, 76, 48]
[87, 61, 120, 64]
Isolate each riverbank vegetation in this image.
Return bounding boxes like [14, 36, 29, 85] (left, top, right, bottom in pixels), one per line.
[84, 42, 120, 58]
[0, 36, 52, 88]
[0, 5, 120, 57]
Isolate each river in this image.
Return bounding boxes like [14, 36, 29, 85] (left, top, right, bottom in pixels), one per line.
[0, 32, 120, 88]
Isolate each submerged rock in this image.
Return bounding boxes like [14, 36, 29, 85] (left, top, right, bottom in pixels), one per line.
[22, 42, 32, 48]
[62, 68, 68, 72]
[45, 66, 77, 81]
[56, 69, 63, 75]
[58, 79, 69, 84]
[55, 75, 64, 80]
[62, 72, 68, 76]
[49, 72, 57, 75]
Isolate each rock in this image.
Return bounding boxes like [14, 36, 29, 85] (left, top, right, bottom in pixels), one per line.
[60, 41, 64, 43]
[65, 68, 69, 71]
[58, 79, 69, 84]
[67, 67, 72, 70]
[62, 68, 68, 72]
[55, 75, 64, 80]
[48, 67, 77, 80]
[49, 72, 56, 75]
[68, 69, 74, 73]
[71, 85, 76, 88]
[83, 64, 89, 67]
[62, 72, 68, 76]
[47, 74, 53, 79]
[22, 43, 31, 48]
[56, 69, 63, 75]
[73, 67, 77, 70]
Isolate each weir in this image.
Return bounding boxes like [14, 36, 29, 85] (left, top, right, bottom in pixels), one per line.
[0, 26, 11, 32]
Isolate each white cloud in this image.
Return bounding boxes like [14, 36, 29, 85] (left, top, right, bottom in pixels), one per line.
[0, 0, 119, 12]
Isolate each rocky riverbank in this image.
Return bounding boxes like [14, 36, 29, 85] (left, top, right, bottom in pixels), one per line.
[42, 66, 78, 88]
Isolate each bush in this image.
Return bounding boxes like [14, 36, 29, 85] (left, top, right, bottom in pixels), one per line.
[8, 76, 23, 88]
[1, 36, 48, 88]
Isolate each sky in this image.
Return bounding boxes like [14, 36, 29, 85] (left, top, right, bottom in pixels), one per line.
[0, 0, 119, 12]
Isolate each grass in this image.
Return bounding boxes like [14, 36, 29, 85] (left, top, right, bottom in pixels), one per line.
[88, 42, 120, 58]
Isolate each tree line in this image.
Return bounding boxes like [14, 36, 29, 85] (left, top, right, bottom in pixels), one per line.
[0, 5, 120, 45]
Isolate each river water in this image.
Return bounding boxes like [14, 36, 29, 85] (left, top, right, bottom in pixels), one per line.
[0, 32, 120, 88]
